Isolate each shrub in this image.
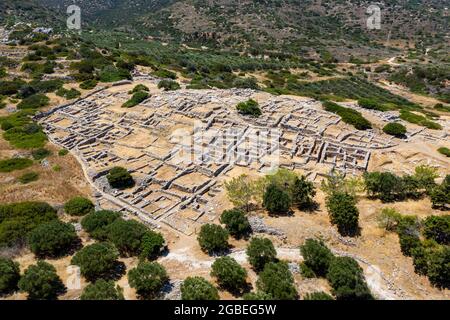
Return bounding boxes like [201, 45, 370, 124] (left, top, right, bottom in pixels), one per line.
[364, 171, 403, 202]
[438, 147, 450, 157]
[71, 242, 119, 281]
[326, 192, 359, 236]
[246, 237, 277, 271]
[58, 149, 68, 156]
[122, 91, 149, 108]
[128, 262, 169, 299]
[300, 239, 334, 277]
[430, 176, 449, 210]
[99, 66, 131, 82]
[80, 279, 124, 300]
[129, 84, 149, 94]
[242, 291, 273, 300]
[106, 167, 135, 189]
[17, 94, 49, 109]
[383, 123, 407, 137]
[56, 88, 81, 100]
[263, 183, 292, 214]
[292, 175, 316, 209]
[304, 292, 334, 300]
[377, 208, 403, 231]
[28, 220, 78, 257]
[326, 257, 373, 300]
[79, 79, 98, 90]
[17, 171, 39, 184]
[423, 215, 450, 245]
[236, 99, 262, 117]
[426, 245, 450, 289]
[18, 261, 66, 300]
[256, 262, 298, 300]
[197, 224, 229, 254]
[158, 79, 180, 91]
[323, 101, 372, 130]
[0, 257, 20, 295]
[153, 69, 177, 79]
[2, 123, 47, 149]
[181, 276, 219, 300]
[31, 148, 51, 160]
[139, 231, 165, 260]
[398, 224, 421, 257]
[399, 110, 441, 130]
[106, 219, 148, 256]
[0, 201, 57, 247]
[0, 158, 33, 172]
[220, 209, 251, 238]
[211, 257, 247, 293]
[81, 210, 121, 240]
[64, 197, 95, 216]
[358, 98, 387, 111]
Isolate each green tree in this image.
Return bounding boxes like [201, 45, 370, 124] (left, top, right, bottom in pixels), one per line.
[300, 239, 334, 277]
[242, 291, 273, 300]
[304, 291, 334, 300]
[18, 261, 66, 300]
[71, 242, 119, 281]
[364, 171, 403, 202]
[80, 279, 124, 300]
[197, 224, 229, 254]
[236, 99, 262, 117]
[128, 262, 169, 299]
[0, 257, 20, 295]
[139, 231, 165, 260]
[64, 196, 94, 216]
[326, 192, 359, 236]
[246, 237, 277, 271]
[180, 276, 219, 300]
[81, 210, 121, 240]
[256, 262, 298, 300]
[263, 183, 292, 214]
[423, 215, 450, 245]
[326, 257, 373, 300]
[224, 174, 255, 212]
[413, 165, 438, 194]
[107, 167, 135, 189]
[220, 209, 251, 238]
[211, 257, 247, 293]
[106, 219, 147, 256]
[382, 123, 407, 137]
[426, 245, 450, 289]
[27, 220, 78, 257]
[292, 175, 316, 210]
[158, 79, 180, 91]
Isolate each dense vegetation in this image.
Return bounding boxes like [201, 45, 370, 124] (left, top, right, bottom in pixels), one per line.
[180, 276, 219, 300]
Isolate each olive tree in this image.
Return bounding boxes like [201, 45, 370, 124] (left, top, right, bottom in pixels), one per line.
[180, 276, 219, 300]
[197, 224, 229, 254]
[128, 262, 169, 299]
[0, 257, 20, 295]
[246, 237, 277, 271]
[211, 256, 247, 293]
[256, 262, 298, 300]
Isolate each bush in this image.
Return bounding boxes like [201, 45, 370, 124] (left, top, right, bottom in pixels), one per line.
[107, 167, 135, 189]
[18, 261, 66, 300]
[220, 209, 251, 238]
[17, 171, 39, 184]
[122, 91, 149, 108]
[400, 110, 442, 130]
[140, 231, 165, 260]
[28, 220, 78, 257]
[0, 158, 33, 172]
[256, 262, 298, 300]
[0, 257, 20, 295]
[128, 262, 169, 299]
[79, 79, 98, 90]
[197, 224, 229, 254]
[236, 99, 262, 117]
[423, 215, 450, 245]
[242, 291, 273, 300]
[292, 175, 316, 209]
[358, 98, 387, 111]
[99, 66, 131, 82]
[300, 239, 334, 277]
[326, 192, 359, 236]
[80, 279, 124, 300]
[304, 291, 334, 300]
[246, 237, 277, 271]
[129, 84, 149, 93]
[263, 183, 292, 214]
[81, 210, 121, 240]
[64, 197, 95, 216]
[326, 257, 373, 300]
[426, 245, 450, 289]
[56, 88, 81, 100]
[377, 208, 403, 231]
[180, 277, 219, 300]
[106, 219, 148, 256]
[0, 201, 57, 247]
[153, 69, 177, 79]
[383, 123, 407, 137]
[211, 257, 247, 293]
[158, 79, 180, 91]
[438, 147, 450, 157]
[2, 122, 47, 149]
[58, 149, 69, 156]
[364, 171, 403, 202]
[17, 94, 49, 109]
[31, 148, 51, 160]
[71, 242, 119, 281]
[430, 177, 449, 210]
[323, 101, 372, 130]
